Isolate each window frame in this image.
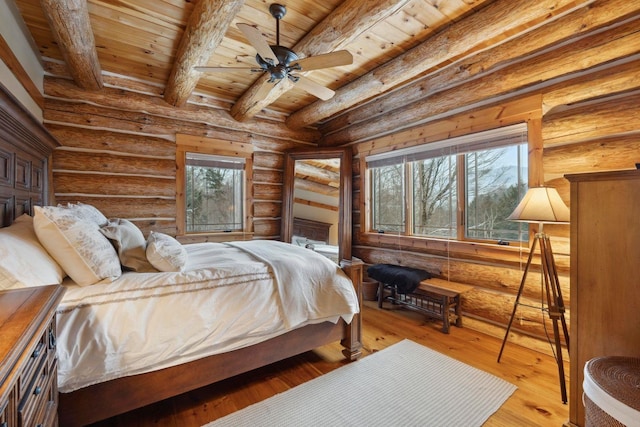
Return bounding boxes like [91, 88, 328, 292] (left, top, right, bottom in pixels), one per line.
[365, 122, 533, 245]
[176, 134, 253, 239]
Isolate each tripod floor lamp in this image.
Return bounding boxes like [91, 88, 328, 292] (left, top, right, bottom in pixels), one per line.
[497, 187, 571, 403]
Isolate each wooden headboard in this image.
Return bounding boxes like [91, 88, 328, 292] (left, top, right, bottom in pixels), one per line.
[292, 217, 332, 243]
[0, 82, 59, 227]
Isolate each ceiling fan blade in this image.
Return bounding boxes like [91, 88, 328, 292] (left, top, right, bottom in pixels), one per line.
[195, 66, 261, 73]
[294, 50, 353, 72]
[237, 23, 278, 65]
[295, 76, 335, 101]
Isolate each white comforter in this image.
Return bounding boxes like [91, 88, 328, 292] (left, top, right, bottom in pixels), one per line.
[56, 240, 359, 393]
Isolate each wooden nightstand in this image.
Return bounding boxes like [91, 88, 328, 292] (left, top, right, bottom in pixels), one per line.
[0, 285, 65, 427]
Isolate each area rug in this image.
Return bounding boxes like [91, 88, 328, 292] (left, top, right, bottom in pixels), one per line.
[204, 339, 516, 427]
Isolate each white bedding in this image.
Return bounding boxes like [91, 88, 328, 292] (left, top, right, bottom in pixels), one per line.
[291, 235, 340, 263]
[56, 240, 359, 393]
[311, 243, 340, 263]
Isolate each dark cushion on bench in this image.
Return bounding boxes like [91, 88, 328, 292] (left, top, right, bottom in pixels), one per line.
[367, 264, 432, 294]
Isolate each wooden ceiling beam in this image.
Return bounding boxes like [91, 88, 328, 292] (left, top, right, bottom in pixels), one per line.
[323, 15, 640, 145]
[293, 197, 339, 212]
[320, 0, 640, 143]
[294, 178, 340, 197]
[295, 161, 340, 188]
[230, 0, 411, 122]
[285, 0, 596, 130]
[164, 0, 245, 107]
[40, 0, 103, 90]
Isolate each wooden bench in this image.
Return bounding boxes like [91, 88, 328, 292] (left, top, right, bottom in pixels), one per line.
[378, 278, 473, 334]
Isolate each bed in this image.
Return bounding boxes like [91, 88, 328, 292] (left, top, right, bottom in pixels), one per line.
[0, 83, 363, 426]
[53, 236, 362, 426]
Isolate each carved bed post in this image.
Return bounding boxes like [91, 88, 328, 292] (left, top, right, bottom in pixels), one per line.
[340, 258, 363, 360]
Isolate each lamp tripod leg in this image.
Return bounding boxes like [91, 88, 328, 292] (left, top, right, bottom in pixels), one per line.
[497, 238, 538, 363]
[544, 236, 570, 353]
[540, 235, 569, 403]
[550, 315, 568, 403]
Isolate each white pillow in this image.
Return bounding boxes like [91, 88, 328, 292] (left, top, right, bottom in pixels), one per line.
[0, 214, 65, 290]
[291, 235, 307, 246]
[100, 218, 155, 272]
[33, 205, 122, 286]
[146, 231, 187, 272]
[66, 202, 108, 226]
[292, 235, 326, 247]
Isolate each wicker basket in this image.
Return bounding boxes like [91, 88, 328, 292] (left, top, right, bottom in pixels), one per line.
[583, 356, 640, 427]
[362, 280, 379, 301]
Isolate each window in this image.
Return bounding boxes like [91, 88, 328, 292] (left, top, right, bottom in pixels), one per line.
[464, 144, 528, 241]
[185, 153, 244, 232]
[176, 135, 252, 236]
[371, 162, 405, 233]
[412, 153, 458, 238]
[367, 123, 529, 243]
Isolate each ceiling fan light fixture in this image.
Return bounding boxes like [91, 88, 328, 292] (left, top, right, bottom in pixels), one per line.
[256, 4, 298, 83]
[256, 45, 299, 70]
[255, 45, 299, 81]
[198, 3, 352, 100]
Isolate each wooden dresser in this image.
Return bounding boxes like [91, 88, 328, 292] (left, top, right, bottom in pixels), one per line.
[565, 169, 640, 426]
[0, 285, 65, 427]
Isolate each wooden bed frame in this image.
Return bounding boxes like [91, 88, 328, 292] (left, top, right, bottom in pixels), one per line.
[293, 217, 332, 243]
[0, 83, 363, 426]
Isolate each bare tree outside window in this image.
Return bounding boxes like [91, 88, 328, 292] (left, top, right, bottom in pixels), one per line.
[371, 163, 404, 233]
[413, 155, 457, 237]
[465, 145, 527, 241]
[186, 163, 243, 233]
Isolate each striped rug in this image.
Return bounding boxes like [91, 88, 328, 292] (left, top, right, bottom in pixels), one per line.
[204, 339, 516, 427]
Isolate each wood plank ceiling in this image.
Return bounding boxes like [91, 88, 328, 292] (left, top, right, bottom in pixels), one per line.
[12, 0, 621, 139]
[14, 0, 496, 124]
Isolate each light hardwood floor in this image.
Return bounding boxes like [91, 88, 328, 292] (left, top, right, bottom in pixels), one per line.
[90, 301, 570, 426]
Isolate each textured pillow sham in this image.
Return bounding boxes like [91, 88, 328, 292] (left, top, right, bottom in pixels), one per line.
[67, 202, 108, 226]
[146, 231, 188, 272]
[100, 218, 155, 272]
[0, 214, 65, 290]
[33, 205, 122, 286]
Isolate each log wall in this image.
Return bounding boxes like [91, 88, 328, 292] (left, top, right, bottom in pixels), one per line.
[43, 74, 313, 239]
[349, 7, 640, 351]
[353, 90, 639, 351]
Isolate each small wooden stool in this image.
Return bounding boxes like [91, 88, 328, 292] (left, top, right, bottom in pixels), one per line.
[379, 277, 473, 333]
[416, 279, 473, 333]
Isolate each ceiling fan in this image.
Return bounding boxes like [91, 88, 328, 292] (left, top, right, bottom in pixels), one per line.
[195, 3, 353, 101]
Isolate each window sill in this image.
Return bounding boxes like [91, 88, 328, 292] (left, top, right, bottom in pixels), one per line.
[360, 231, 530, 267]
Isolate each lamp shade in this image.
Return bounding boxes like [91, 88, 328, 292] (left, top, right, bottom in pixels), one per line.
[508, 187, 570, 223]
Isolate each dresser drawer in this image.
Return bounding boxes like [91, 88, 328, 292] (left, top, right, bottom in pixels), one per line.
[16, 327, 49, 404]
[16, 318, 58, 427]
[0, 286, 64, 427]
[18, 356, 57, 427]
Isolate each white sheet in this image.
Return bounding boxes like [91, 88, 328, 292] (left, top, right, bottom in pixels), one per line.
[56, 240, 359, 393]
[311, 243, 340, 263]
